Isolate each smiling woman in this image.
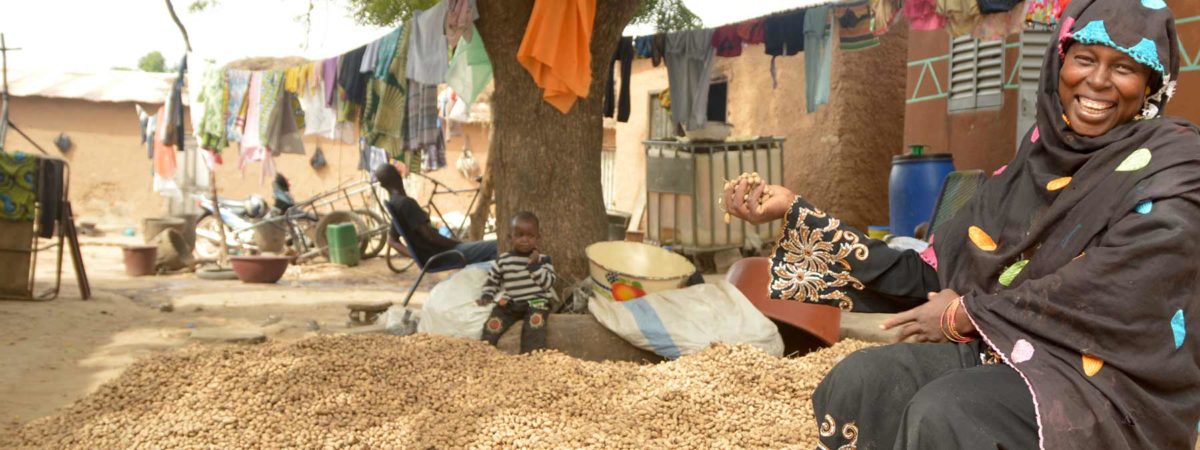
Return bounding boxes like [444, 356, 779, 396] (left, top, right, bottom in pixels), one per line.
[721, 0, 1200, 448]
[1058, 43, 1153, 136]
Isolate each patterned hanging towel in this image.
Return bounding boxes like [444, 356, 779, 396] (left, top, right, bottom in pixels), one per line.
[0, 151, 37, 222]
[836, 0, 880, 51]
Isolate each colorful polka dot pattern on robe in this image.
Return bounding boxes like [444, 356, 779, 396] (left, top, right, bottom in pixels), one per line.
[1012, 339, 1035, 363]
[999, 260, 1030, 287]
[969, 226, 998, 251]
[1141, 0, 1166, 9]
[993, 165, 1008, 176]
[1116, 148, 1152, 172]
[1047, 177, 1072, 191]
[1135, 200, 1153, 215]
[1172, 309, 1186, 349]
[1082, 354, 1104, 377]
[1031, 127, 1040, 143]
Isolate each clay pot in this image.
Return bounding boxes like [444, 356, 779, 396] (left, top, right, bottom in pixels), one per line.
[142, 217, 185, 244]
[230, 255, 291, 284]
[122, 245, 158, 276]
[726, 257, 841, 356]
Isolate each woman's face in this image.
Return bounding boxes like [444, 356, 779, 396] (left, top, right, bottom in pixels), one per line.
[1058, 43, 1153, 137]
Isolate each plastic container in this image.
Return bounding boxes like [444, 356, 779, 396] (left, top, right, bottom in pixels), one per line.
[867, 226, 889, 240]
[326, 222, 361, 267]
[889, 151, 954, 238]
[122, 245, 158, 276]
[645, 138, 785, 253]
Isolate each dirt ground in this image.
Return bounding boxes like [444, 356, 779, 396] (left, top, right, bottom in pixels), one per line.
[0, 229, 442, 441]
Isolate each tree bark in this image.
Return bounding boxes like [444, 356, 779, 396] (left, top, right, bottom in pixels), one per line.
[475, 0, 639, 290]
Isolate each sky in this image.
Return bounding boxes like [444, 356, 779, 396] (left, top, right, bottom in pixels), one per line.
[0, 0, 830, 73]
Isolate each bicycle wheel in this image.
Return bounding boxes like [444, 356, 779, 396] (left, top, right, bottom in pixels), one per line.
[314, 210, 370, 258]
[355, 209, 387, 259]
[194, 213, 232, 260]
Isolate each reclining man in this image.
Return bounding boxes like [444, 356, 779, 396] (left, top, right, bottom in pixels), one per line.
[374, 163, 498, 265]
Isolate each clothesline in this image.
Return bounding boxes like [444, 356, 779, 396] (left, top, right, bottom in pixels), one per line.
[606, 0, 1067, 131]
[157, 0, 488, 192]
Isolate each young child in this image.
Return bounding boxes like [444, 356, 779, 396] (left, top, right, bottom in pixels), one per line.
[477, 211, 556, 353]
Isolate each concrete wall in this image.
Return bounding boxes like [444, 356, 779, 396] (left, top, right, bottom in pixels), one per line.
[612, 23, 911, 230]
[7, 95, 490, 227]
[905, 5, 1200, 174]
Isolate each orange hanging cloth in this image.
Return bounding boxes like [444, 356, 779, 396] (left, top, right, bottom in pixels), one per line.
[516, 0, 597, 114]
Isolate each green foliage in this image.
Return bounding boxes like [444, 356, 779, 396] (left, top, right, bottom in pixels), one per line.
[138, 51, 168, 72]
[189, 0, 699, 33]
[345, 0, 439, 26]
[343, 0, 697, 31]
[632, 0, 702, 32]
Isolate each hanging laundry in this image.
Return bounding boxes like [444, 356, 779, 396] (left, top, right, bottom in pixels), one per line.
[266, 92, 306, 156]
[167, 57, 187, 150]
[1025, 0, 1070, 25]
[0, 151, 37, 222]
[239, 72, 268, 166]
[651, 33, 667, 67]
[323, 57, 339, 107]
[973, 1, 1027, 41]
[225, 70, 251, 144]
[837, 1, 880, 50]
[764, 10, 804, 89]
[307, 62, 323, 96]
[361, 39, 381, 74]
[197, 67, 228, 152]
[339, 46, 369, 105]
[446, 25, 492, 108]
[300, 84, 337, 138]
[404, 81, 440, 149]
[283, 66, 303, 93]
[407, 1, 451, 85]
[711, 24, 744, 57]
[737, 18, 766, 45]
[870, 0, 903, 36]
[366, 25, 412, 158]
[153, 107, 181, 198]
[804, 6, 833, 113]
[937, 0, 983, 37]
[374, 27, 403, 80]
[634, 35, 654, 58]
[764, 10, 805, 57]
[444, 0, 479, 45]
[905, 0, 948, 31]
[141, 109, 156, 159]
[604, 36, 633, 122]
[979, 0, 1024, 13]
[517, 0, 597, 114]
[664, 29, 716, 130]
[258, 71, 286, 146]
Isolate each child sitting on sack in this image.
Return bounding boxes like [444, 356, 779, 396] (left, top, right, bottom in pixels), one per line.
[477, 211, 556, 353]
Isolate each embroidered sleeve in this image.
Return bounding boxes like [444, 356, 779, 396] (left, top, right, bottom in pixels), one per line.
[768, 197, 870, 310]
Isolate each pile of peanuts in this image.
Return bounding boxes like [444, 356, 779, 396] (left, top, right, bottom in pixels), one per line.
[6, 334, 873, 449]
[723, 172, 774, 223]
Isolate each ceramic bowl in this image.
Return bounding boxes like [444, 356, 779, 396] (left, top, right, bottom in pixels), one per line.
[230, 255, 291, 284]
[585, 241, 696, 301]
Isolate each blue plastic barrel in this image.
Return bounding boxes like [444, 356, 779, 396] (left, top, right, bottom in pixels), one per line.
[889, 153, 954, 237]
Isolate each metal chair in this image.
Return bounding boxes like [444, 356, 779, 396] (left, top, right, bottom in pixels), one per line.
[379, 196, 468, 335]
[926, 170, 987, 242]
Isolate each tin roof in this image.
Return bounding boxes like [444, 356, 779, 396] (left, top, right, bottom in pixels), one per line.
[5, 69, 177, 104]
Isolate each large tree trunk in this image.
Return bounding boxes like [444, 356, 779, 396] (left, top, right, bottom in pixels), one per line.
[474, 0, 639, 290]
